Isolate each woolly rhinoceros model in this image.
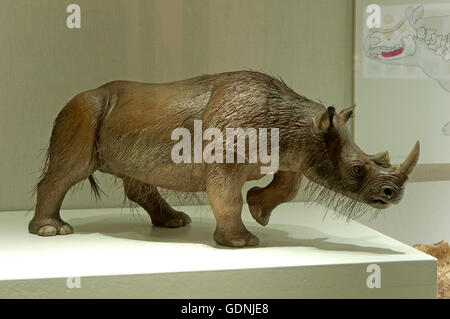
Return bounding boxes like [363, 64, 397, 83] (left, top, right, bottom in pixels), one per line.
[29, 71, 420, 247]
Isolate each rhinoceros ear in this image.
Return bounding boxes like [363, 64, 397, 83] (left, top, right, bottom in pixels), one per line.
[370, 150, 391, 168]
[338, 105, 355, 124]
[315, 106, 336, 131]
[406, 5, 424, 27]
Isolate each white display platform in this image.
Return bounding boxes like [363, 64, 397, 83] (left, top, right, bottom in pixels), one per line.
[0, 202, 436, 298]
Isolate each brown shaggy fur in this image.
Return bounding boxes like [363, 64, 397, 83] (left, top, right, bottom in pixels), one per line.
[30, 71, 419, 247]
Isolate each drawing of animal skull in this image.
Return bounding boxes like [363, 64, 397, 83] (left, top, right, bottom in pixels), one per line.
[365, 6, 422, 60]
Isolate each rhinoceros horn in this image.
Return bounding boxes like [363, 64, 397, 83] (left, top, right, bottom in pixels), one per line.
[398, 141, 420, 175]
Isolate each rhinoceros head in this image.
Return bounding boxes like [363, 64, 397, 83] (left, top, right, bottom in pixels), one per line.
[300, 106, 419, 215]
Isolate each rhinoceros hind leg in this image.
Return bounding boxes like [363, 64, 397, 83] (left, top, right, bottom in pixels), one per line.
[29, 173, 92, 236]
[29, 175, 83, 236]
[30, 90, 105, 236]
[123, 177, 191, 228]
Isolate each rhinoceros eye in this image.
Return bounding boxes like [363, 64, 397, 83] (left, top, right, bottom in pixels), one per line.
[348, 164, 364, 177]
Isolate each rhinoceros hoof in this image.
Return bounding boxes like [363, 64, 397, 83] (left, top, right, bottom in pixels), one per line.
[153, 211, 191, 228]
[214, 230, 260, 247]
[248, 204, 271, 226]
[37, 223, 73, 236]
[29, 217, 74, 236]
[58, 224, 74, 235]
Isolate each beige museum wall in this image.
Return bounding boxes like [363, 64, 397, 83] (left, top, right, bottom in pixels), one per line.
[0, 0, 354, 211]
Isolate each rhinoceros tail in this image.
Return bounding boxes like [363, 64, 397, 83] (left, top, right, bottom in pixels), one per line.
[88, 175, 103, 201]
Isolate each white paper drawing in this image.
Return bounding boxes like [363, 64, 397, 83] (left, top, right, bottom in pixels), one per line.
[364, 5, 450, 92]
[355, 1, 450, 164]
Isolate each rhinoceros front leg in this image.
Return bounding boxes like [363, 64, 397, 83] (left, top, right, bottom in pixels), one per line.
[207, 167, 259, 247]
[247, 171, 301, 226]
[123, 177, 191, 228]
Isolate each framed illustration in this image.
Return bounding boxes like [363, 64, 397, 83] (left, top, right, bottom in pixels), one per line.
[354, 0, 450, 165]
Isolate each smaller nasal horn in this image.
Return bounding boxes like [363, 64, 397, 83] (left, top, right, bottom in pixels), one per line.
[382, 186, 393, 198]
